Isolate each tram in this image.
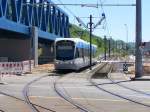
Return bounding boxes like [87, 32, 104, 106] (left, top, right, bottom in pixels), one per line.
[54, 38, 97, 70]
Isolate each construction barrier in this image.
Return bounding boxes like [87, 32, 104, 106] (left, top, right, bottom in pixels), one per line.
[31, 60, 34, 69]
[22, 61, 31, 73]
[0, 62, 23, 76]
[0, 60, 34, 76]
[22, 60, 34, 73]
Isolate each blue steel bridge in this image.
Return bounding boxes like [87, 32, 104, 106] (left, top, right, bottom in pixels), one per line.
[0, 0, 70, 63]
[0, 0, 70, 39]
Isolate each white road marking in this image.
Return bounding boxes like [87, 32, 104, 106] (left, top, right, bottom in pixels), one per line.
[30, 95, 148, 103]
[0, 94, 5, 97]
[125, 94, 150, 98]
[29, 96, 128, 102]
[3, 84, 150, 92]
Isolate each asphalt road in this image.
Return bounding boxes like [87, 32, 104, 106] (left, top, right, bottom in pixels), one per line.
[0, 68, 150, 112]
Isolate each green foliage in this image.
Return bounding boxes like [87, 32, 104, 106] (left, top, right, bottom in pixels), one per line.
[69, 24, 131, 56]
[69, 24, 104, 55]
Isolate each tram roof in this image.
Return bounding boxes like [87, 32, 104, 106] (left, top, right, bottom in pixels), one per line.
[55, 38, 97, 49]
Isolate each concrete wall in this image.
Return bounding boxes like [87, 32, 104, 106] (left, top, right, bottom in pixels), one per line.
[0, 31, 55, 63]
[0, 37, 31, 61]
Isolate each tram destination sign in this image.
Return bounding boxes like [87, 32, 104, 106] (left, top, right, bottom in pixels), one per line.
[57, 46, 73, 50]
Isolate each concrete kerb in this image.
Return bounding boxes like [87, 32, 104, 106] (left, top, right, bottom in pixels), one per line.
[87, 63, 108, 79]
[89, 62, 150, 81]
[131, 76, 150, 81]
[122, 66, 150, 81]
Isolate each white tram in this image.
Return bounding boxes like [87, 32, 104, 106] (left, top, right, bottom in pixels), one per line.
[54, 38, 97, 70]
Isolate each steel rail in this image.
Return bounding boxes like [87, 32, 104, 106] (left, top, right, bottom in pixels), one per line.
[0, 90, 56, 112]
[89, 63, 150, 108]
[22, 74, 57, 112]
[107, 58, 150, 97]
[108, 64, 150, 97]
[54, 72, 94, 112]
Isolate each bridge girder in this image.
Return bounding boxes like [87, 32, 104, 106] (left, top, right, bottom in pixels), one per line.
[0, 0, 70, 40]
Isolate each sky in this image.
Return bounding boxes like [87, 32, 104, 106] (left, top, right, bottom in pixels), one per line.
[52, 0, 150, 42]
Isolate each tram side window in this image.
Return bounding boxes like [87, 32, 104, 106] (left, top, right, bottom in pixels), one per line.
[78, 48, 82, 58]
[75, 48, 84, 58]
[75, 48, 79, 58]
[92, 50, 94, 57]
[82, 48, 84, 58]
[84, 49, 88, 57]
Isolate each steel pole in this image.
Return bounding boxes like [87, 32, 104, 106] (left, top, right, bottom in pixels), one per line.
[135, 0, 143, 78]
[104, 36, 107, 60]
[113, 41, 115, 56]
[90, 15, 92, 70]
[108, 39, 111, 58]
[116, 41, 117, 57]
[124, 24, 128, 56]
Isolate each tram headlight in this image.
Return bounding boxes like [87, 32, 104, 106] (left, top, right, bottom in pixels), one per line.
[55, 61, 60, 64]
[70, 61, 74, 64]
[55, 61, 59, 64]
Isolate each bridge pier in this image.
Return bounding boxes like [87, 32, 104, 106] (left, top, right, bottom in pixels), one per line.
[30, 27, 38, 67]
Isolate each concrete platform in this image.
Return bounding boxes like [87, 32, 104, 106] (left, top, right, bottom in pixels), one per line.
[131, 76, 150, 81]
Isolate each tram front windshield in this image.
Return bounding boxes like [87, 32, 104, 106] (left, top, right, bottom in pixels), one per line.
[56, 40, 75, 61]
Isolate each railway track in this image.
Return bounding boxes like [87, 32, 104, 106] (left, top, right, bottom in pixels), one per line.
[52, 61, 108, 112]
[0, 109, 5, 112]
[22, 70, 95, 112]
[89, 62, 150, 108]
[53, 59, 114, 112]
[0, 68, 95, 112]
[22, 74, 57, 112]
[111, 58, 150, 97]
[0, 90, 56, 112]
[108, 72, 150, 98]
[54, 72, 94, 112]
[1, 59, 150, 112]
[0, 74, 57, 112]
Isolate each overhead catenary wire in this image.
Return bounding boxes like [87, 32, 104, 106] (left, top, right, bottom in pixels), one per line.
[98, 0, 111, 37]
[56, 0, 88, 29]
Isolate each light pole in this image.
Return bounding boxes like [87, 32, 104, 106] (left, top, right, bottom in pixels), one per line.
[104, 36, 107, 60]
[89, 15, 93, 70]
[108, 39, 111, 58]
[77, 14, 105, 70]
[124, 24, 128, 58]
